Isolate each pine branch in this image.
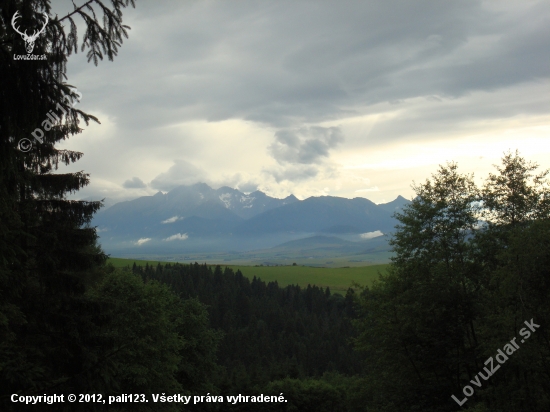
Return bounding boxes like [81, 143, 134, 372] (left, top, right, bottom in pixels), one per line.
[58, 0, 96, 23]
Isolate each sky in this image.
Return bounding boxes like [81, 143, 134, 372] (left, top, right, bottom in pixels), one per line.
[53, 0, 550, 205]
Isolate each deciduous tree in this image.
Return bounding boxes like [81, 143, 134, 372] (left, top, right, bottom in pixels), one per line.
[354, 163, 484, 411]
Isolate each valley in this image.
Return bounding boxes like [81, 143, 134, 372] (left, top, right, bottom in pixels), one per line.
[108, 257, 390, 295]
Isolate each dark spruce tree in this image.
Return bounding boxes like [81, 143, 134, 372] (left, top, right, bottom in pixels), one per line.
[0, 0, 136, 406]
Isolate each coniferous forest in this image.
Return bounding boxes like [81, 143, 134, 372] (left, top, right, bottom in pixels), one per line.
[1, 1, 550, 411]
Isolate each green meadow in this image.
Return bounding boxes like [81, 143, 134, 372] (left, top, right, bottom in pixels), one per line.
[108, 257, 390, 294]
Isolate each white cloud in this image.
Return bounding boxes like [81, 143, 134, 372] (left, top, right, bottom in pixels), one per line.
[150, 159, 207, 191]
[164, 233, 189, 241]
[135, 238, 151, 246]
[161, 216, 182, 224]
[360, 230, 384, 240]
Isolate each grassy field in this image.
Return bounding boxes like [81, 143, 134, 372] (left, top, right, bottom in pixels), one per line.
[108, 257, 390, 294]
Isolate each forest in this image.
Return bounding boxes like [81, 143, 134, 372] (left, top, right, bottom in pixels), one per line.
[2, 1, 550, 411]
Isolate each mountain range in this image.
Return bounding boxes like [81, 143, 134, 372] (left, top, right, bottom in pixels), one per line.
[92, 183, 410, 260]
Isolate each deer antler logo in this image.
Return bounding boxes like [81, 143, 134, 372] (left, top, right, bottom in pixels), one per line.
[12, 11, 49, 54]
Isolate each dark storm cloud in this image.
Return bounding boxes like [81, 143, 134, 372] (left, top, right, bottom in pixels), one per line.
[122, 177, 147, 189]
[64, 0, 550, 134]
[348, 81, 550, 148]
[53, 0, 549, 200]
[269, 126, 344, 165]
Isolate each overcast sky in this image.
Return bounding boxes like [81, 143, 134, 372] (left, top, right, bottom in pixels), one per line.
[54, 0, 550, 205]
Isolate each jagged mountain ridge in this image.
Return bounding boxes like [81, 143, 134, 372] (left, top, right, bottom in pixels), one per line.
[376, 195, 410, 215]
[233, 195, 396, 235]
[92, 183, 410, 252]
[93, 183, 298, 237]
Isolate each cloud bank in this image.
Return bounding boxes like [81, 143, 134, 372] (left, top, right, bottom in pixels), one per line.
[56, 0, 549, 205]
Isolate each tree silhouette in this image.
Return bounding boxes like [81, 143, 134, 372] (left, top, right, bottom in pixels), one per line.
[0, 0, 136, 403]
[354, 152, 550, 412]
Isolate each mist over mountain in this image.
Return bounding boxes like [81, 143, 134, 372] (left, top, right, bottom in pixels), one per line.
[92, 183, 410, 258]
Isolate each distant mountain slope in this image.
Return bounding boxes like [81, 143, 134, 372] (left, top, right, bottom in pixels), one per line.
[268, 235, 376, 254]
[233, 196, 397, 235]
[91, 183, 410, 255]
[377, 195, 411, 215]
[273, 235, 356, 250]
[93, 183, 298, 236]
[214, 187, 298, 219]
